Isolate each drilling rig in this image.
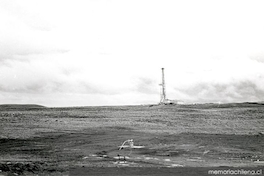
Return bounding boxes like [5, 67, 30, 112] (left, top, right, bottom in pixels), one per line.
[159, 68, 167, 104]
[158, 68, 183, 105]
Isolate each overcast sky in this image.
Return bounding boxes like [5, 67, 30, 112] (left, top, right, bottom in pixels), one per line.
[0, 0, 264, 107]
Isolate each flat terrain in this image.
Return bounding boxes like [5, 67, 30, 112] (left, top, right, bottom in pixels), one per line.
[0, 103, 264, 175]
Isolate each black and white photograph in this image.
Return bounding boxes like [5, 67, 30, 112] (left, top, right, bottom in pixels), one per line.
[0, 0, 264, 175]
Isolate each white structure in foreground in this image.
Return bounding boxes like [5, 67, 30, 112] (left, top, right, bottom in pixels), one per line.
[118, 139, 145, 150]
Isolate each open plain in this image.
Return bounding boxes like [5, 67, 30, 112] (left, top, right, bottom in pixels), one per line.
[0, 103, 264, 175]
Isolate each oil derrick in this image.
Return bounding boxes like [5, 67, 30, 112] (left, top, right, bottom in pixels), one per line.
[158, 68, 182, 105]
[159, 68, 167, 104]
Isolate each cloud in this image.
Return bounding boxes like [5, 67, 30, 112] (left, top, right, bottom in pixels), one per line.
[0, 1, 54, 31]
[0, 57, 134, 96]
[1, 53, 264, 106]
[0, 1, 69, 62]
[174, 77, 264, 104]
[133, 77, 159, 94]
[250, 52, 264, 63]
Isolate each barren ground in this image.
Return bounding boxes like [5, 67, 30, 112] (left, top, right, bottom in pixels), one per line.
[0, 103, 264, 175]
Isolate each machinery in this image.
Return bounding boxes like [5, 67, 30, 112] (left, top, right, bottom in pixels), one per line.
[159, 68, 166, 104]
[118, 139, 145, 150]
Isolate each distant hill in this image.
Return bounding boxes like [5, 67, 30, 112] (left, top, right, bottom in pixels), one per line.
[0, 104, 46, 110]
[180, 102, 264, 109]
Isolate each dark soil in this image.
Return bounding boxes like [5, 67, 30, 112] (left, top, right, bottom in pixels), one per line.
[0, 103, 263, 175]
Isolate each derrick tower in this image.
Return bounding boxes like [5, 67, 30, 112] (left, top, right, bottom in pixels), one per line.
[159, 68, 166, 104]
